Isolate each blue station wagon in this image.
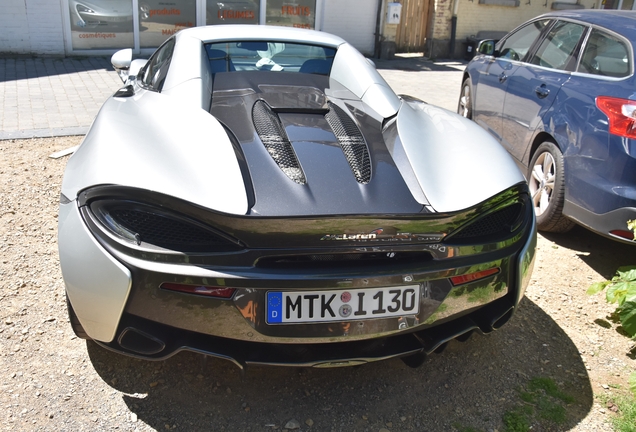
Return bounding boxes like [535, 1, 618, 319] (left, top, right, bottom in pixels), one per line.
[459, 10, 636, 243]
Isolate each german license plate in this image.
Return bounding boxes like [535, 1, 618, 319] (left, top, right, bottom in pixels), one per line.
[266, 285, 420, 324]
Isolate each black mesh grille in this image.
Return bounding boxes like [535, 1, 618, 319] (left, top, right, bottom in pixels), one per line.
[325, 102, 371, 184]
[451, 203, 524, 240]
[252, 100, 306, 184]
[104, 207, 236, 252]
[257, 251, 432, 269]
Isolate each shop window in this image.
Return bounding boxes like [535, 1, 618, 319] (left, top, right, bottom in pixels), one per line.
[207, 0, 259, 25]
[138, 0, 196, 48]
[69, 0, 134, 50]
[266, 0, 316, 29]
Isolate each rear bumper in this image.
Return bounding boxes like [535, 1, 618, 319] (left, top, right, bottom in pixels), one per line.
[564, 200, 636, 243]
[96, 296, 517, 368]
[61, 189, 536, 367]
[89, 220, 535, 368]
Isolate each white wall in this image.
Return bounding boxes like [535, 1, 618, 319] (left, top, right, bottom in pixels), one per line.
[0, 0, 66, 55]
[322, 0, 379, 55]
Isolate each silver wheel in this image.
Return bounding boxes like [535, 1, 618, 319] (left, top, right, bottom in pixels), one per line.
[527, 142, 575, 233]
[457, 79, 472, 119]
[529, 151, 555, 217]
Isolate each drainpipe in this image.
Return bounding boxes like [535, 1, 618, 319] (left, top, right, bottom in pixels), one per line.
[449, 0, 460, 59]
[374, 0, 385, 58]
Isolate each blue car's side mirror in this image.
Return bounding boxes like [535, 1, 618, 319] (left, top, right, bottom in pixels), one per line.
[477, 40, 496, 56]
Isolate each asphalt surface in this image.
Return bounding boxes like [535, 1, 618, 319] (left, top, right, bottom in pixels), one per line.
[0, 54, 466, 140]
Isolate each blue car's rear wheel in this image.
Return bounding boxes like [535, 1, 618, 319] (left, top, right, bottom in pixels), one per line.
[458, 79, 472, 119]
[528, 142, 575, 233]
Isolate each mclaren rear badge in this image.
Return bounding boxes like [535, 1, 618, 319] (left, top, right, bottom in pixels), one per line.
[320, 229, 444, 243]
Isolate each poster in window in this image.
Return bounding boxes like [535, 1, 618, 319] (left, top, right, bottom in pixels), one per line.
[69, 0, 134, 50]
[139, 0, 197, 48]
[266, 0, 316, 29]
[207, 0, 259, 25]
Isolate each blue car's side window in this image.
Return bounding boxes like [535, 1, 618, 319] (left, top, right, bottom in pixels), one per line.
[530, 21, 586, 71]
[578, 29, 630, 78]
[498, 19, 551, 62]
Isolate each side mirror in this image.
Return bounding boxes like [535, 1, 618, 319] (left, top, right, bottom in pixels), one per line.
[111, 48, 133, 83]
[366, 58, 376, 68]
[477, 40, 496, 56]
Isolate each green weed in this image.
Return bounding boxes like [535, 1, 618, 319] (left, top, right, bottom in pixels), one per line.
[503, 377, 575, 432]
[611, 395, 636, 432]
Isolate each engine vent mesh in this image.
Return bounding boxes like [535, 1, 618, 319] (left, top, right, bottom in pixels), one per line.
[451, 203, 523, 240]
[252, 99, 306, 184]
[325, 102, 371, 184]
[108, 208, 231, 252]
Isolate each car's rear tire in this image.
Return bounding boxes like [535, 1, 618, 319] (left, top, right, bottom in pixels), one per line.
[66, 295, 91, 340]
[528, 142, 575, 233]
[458, 78, 473, 119]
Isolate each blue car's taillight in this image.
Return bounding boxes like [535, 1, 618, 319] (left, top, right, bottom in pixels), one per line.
[596, 96, 636, 139]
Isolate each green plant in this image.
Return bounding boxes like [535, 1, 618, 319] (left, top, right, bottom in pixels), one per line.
[503, 408, 530, 432]
[610, 395, 636, 432]
[586, 219, 636, 428]
[503, 377, 575, 432]
[587, 266, 636, 338]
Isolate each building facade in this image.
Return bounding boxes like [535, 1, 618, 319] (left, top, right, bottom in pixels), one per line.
[2, 0, 631, 59]
[0, 0, 381, 56]
[436, 0, 629, 59]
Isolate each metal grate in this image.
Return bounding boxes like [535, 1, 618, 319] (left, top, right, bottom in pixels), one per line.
[325, 102, 371, 184]
[452, 203, 523, 240]
[252, 100, 306, 185]
[109, 208, 229, 251]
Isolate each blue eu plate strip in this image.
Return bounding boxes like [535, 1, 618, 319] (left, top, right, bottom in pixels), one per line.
[267, 292, 283, 323]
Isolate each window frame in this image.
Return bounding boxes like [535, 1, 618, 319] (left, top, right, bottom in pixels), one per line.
[527, 20, 588, 72]
[494, 18, 555, 63]
[138, 36, 176, 92]
[574, 25, 634, 80]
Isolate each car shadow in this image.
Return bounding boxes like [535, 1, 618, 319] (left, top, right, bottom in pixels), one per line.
[0, 56, 113, 83]
[86, 297, 593, 431]
[373, 56, 467, 73]
[539, 225, 635, 279]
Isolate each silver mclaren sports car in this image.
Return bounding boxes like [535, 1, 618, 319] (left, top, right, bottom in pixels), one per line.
[58, 25, 537, 369]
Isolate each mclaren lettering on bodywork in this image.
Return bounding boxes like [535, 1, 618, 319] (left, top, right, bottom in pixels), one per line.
[320, 232, 445, 242]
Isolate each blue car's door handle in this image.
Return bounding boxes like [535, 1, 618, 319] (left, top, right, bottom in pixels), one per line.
[499, 72, 507, 83]
[535, 85, 550, 99]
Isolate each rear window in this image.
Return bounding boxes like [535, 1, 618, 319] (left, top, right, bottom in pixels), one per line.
[578, 29, 631, 78]
[204, 41, 336, 75]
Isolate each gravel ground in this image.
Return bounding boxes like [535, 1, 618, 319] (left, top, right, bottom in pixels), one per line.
[1, 136, 635, 432]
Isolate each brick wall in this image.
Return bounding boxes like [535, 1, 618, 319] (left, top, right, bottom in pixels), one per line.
[0, 0, 65, 55]
[322, 0, 380, 55]
[428, 0, 601, 58]
[433, 0, 454, 39]
[457, 0, 599, 41]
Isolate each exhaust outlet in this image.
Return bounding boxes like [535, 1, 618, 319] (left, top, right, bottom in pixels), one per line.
[117, 327, 165, 355]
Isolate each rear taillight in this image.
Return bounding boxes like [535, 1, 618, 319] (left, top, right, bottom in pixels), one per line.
[449, 267, 500, 286]
[596, 96, 636, 139]
[160, 283, 236, 299]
